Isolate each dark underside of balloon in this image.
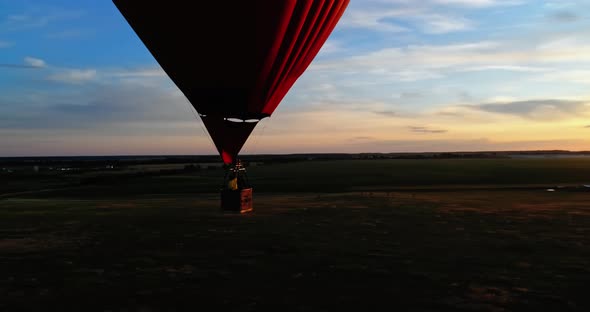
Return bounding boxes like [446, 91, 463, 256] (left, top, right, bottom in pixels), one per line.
[112, 0, 350, 164]
[199, 115, 259, 165]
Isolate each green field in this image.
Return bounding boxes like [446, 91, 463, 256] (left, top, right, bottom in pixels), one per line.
[1, 158, 589, 311]
[4, 158, 590, 197]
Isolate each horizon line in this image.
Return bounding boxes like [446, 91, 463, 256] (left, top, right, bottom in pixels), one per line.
[2, 149, 590, 159]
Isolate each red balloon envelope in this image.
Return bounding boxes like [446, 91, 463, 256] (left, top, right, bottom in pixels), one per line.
[113, 0, 350, 164]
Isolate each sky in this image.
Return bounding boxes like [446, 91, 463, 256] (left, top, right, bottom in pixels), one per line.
[1, 0, 590, 157]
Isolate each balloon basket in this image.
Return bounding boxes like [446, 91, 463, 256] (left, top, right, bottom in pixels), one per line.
[221, 188, 253, 213]
[221, 160, 253, 213]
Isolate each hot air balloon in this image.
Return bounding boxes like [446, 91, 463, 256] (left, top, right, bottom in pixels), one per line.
[113, 0, 349, 212]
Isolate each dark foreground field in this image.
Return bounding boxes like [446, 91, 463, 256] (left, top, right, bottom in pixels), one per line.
[1, 159, 590, 311]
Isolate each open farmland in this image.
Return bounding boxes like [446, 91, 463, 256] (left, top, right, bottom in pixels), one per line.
[1, 157, 589, 311]
[3, 158, 590, 197]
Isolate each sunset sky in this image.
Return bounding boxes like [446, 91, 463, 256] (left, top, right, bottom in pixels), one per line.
[1, 0, 589, 157]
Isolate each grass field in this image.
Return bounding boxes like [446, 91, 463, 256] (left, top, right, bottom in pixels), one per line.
[1, 158, 589, 311]
[4, 158, 590, 197]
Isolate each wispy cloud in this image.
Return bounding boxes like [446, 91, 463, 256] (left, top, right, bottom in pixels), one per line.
[348, 136, 375, 142]
[339, 0, 523, 34]
[547, 11, 580, 23]
[340, 8, 412, 33]
[111, 67, 167, 78]
[460, 65, 549, 73]
[373, 110, 398, 117]
[464, 99, 590, 120]
[24, 56, 46, 68]
[346, 137, 589, 153]
[537, 70, 590, 85]
[311, 41, 501, 84]
[0, 64, 37, 69]
[45, 29, 91, 40]
[47, 69, 97, 84]
[2, 9, 84, 31]
[341, 7, 472, 34]
[308, 30, 590, 94]
[317, 41, 343, 55]
[409, 126, 448, 133]
[0, 82, 193, 131]
[431, 0, 523, 8]
[0, 57, 46, 69]
[437, 111, 464, 117]
[40, 66, 172, 88]
[419, 14, 473, 34]
[0, 41, 13, 48]
[316, 38, 590, 74]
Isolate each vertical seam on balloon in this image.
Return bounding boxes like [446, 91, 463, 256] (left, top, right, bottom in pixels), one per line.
[296, 0, 349, 78]
[249, 0, 297, 115]
[261, 0, 312, 112]
[262, 0, 348, 116]
[293, 0, 342, 78]
[264, 0, 327, 114]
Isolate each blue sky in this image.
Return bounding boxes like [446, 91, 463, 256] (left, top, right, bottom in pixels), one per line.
[1, 0, 590, 156]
